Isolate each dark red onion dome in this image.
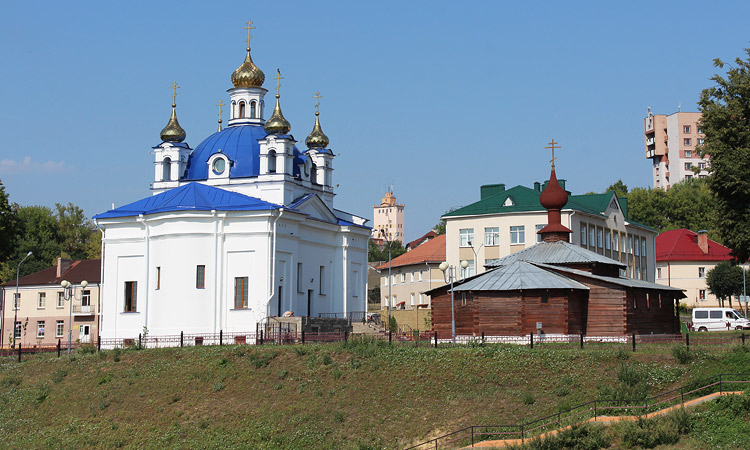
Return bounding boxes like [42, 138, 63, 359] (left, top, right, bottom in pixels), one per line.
[539, 168, 568, 210]
[538, 168, 572, 242]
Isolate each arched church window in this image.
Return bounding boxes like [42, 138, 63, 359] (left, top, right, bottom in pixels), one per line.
[239, 101, 246, 118]
[231, 101, 236, 119]
[310, 163, 318, 184]
[268, 150, 277, 173]
[162, 157, 171, 181]
[250, 101, 257, 118]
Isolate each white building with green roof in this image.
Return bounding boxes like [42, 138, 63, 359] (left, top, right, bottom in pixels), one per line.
[442, 181, 657, 282]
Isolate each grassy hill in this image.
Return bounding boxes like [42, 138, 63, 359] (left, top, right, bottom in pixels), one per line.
[1, 338, 749, 449]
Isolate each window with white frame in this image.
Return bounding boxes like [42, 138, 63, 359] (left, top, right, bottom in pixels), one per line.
[641, 240, 647, 258]
[410, 272, 414, 282]
[56, 320, 64, 338]
[38, 292, 46, 309]
[685, 174, 693, 180]
[628, 236, 633, 254]
[124, 281, 137, 312]
[460, 260, 475, 278]
[699, 290, 706, 300]
[484, 227, 499, 246]
[419, 293, 424, 305]
[698, 267, 705, 278]
[459, 228, 474, 247]
[697, 125, 703, 133]
[36, 321, 45, 338]
[684, 162, 692, 171]
[536, 224, 544, 243]
[684, 138, 691, 146]
[697, 138, 704, 145]
[685, 150, 692, 158]
[634, 238, 640, 256]
[13, 293, 20, 310]
[605, 230, 612, 250]
[510, 226, 525, 244]
[581, 225, 587, 246]
[400, 273, 406, 283]
[418, 270, 423, 281]
[657, 268, 662, 279]
[597, 229, 603, 248]
[57, 292, 65, 308]
[613, 232, 619, 251]
[589, 227, 596, 248]
[621, 235, 626, 253]
[683, 125, 691, 134]
[410, 293, 415, 306]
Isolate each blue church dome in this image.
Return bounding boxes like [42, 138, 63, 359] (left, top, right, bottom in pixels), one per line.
[184, 124, 307, 181]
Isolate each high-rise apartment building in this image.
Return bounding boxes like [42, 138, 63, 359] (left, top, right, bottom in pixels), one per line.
[372, 190, 405, 244]
[644, 109, 708, 189]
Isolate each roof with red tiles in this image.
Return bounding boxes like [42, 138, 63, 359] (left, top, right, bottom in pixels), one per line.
[406, 230, 437, 250]
[655, 229, 733, 262]
[1, 259, 101, 287]
[376, 234, 445, 270]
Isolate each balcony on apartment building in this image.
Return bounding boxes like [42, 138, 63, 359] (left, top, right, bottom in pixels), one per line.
[72, 302, 95, 316]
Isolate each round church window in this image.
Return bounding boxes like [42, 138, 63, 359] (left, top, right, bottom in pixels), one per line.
[213, 158, 226, 175]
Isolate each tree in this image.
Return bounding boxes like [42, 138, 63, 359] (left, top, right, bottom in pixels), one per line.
[698, 49, 750, 262]
[706, 261, 744, 307]
[368, 239, 406, 263]
[55, 202, 97, 260]
[433, 208, 457, 236]
[626, 178, 716, 237]
[606, 179, 629, 198]
[0, 180, 19, 265]
[0, 205, 62, 283]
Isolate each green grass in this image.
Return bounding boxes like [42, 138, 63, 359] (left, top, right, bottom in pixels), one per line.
[0, 337, 749, 449]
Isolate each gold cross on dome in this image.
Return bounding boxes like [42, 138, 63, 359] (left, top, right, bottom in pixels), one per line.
[274, 69, 283, 95]
[170, 82, 180, 104]
[544, 139, 561, 168]
[244, 19, 255, 47]
[216, 100, 224, 117]
[313, 91, 322, 114]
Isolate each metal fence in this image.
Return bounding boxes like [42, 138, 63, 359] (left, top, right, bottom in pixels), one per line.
[404, 373, 750, 450]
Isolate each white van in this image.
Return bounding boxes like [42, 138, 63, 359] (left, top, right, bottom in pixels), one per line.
[691, 307, 750, 331]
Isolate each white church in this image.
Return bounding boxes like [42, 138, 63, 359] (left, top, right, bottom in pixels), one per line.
[93, 22, 370, 341]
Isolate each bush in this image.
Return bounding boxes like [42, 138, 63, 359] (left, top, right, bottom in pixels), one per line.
[506, 423, 610, 450]
[79, 343, 97, 354]
[619, 415, 683, 449]
[672, 344, 692, 364]
[112, 348, 122, 362]
[521, 392, 535, 405]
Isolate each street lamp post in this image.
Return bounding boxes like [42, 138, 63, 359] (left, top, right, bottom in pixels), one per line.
[61, 279, 88, 355]
[379, 229, 397, 333]
[467, 240, 485, 276]
[12, 251, 32, 348]
[439, 260, 469, 345]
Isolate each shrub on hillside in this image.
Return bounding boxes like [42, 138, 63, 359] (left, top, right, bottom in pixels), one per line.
[672, 344, 691, 364]
[506, 423, 610, 450]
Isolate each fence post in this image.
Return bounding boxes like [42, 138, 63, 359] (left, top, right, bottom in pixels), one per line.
[434, 331, 438, 349]
[97, 336, 101, 352]
[180, 331, 184, 348]
[220, 330, 223, 346]
[742, 333, 746, 345]
[344, 330, 349, 342]
[471, 426, 474, 446]
[580, 333, 584, 349]
[686, 332, 690, 351]
[520, 424, 524, 443]
[680, 386, 684, 404]
[57, 339, 61, 358]
[301, 330, 305, 344]
[18, 342, 21, 363]
[138, 333, 142, 349]
[719, 374, 722, 394]
[260, 330, 264, 345]
[632, 333, 636, 352]
[593, 400, 597, 421]
[530, 333, 533, 349]
[388, 331, 392, 344]
[481, 331, 485, 346]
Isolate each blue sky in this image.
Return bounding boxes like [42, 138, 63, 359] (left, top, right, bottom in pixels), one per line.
[1, 1, 749, 242]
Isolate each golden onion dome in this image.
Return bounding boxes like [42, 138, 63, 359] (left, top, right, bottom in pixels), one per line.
[305, 112, 329, 149]
[231, 48, 265, 88]
[160, 104, 186, 143]
[264, 94, 291, 135]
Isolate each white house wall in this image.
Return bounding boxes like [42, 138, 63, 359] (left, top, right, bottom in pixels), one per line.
[99, 210, 369, 341]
